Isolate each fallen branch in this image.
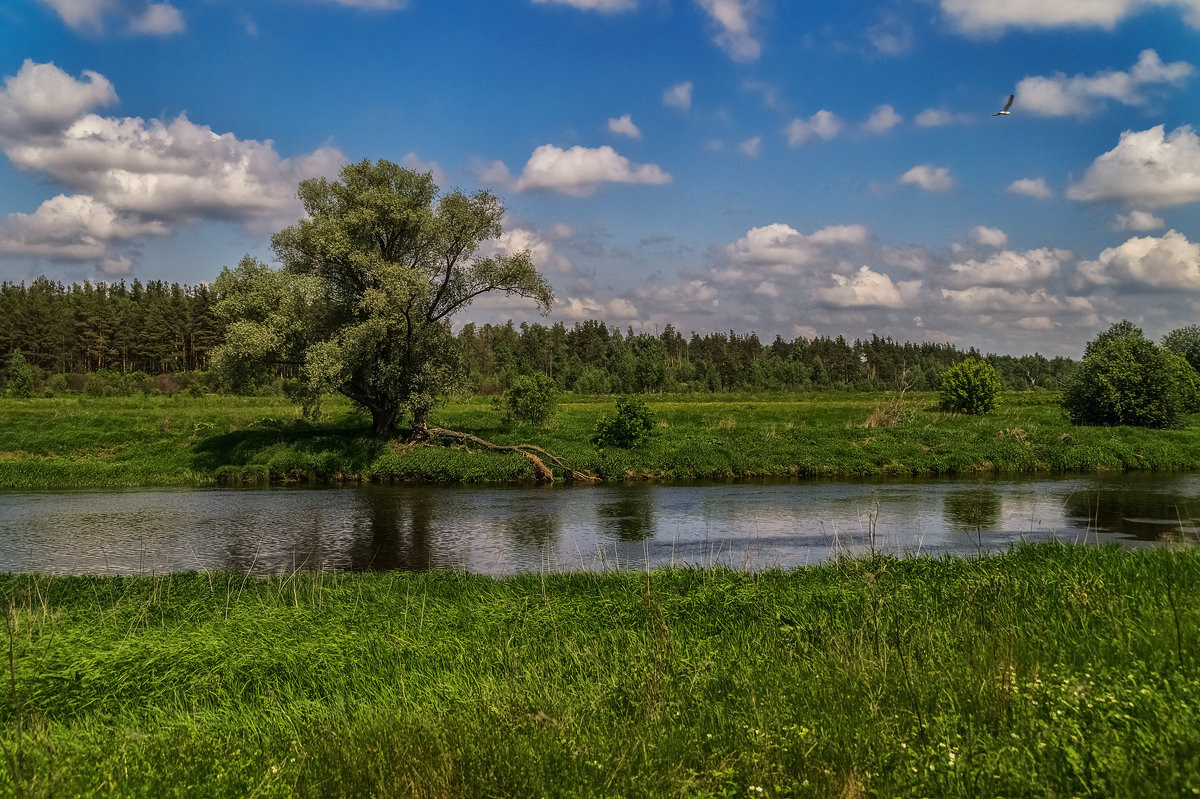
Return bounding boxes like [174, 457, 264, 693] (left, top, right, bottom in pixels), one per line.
[424, 427, 599, 484]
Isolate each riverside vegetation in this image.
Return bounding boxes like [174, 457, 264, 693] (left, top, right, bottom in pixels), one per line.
[1, 390, 1200, 488]
[0, 543, 1197, 797]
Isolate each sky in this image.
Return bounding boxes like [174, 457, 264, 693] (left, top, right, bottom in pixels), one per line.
[1, 0, 1199, 357]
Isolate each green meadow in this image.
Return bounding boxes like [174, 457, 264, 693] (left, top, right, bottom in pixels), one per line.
[1, 392, 1199, 488]
[0, 543, 1197, 797]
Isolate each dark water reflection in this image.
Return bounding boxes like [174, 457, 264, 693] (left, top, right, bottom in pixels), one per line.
[0, 472, 1197, 576]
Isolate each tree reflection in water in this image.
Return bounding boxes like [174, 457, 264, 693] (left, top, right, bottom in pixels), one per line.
[1062, 487, 1200, 543]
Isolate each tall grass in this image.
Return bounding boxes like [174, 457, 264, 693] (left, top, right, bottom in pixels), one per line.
[1, 392, 1199, 487]
[0, 543, 1197, 797]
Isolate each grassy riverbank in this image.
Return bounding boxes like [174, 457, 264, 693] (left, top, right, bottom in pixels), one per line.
[0, 543, 1196, 797]
[1, 392, 1200, 488]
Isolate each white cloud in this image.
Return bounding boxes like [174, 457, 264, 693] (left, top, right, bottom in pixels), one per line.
[1007, 177, 1052, 198]
[738, 136, 762, 157]
[818, 265, 909, 308]
[532, 0, 636, 10]
[608, 113, 642, 139]
[1078, 229, 1200, 290]
[900, 164, 955, 192]
[1113, 210, 1165, 231]
[695, 0, 761, 61]
[1015, 50, 1193, 118]
[0, 60, 345, 272]
[863, 104, 902, 134]
[1067, 125, 1200, 208]
[493, 144, 671, 197]
[723, 223, 869, 273]
[971, 226, 1008, 248]
[558, 296, 640, 320]
[41, 0, 185, 35]
[940, 285, 1064, 313]
[479, 223, 576, 275]
[948, 247, 1065, 287]
[786, 110, 842, 147]
[866, 14, 914, 56]
[631, 280, 719, 314]
[915, 108, 972, 127]
[0, 60, 117, 135]
[663, 81, 693, 111]
[129, 3, 184, 34]
[1017, 316, 1056, 330]
[940, 0, 1200, 35]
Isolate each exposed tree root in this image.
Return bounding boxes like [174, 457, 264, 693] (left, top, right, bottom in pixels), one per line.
[421, 427, 599, 484]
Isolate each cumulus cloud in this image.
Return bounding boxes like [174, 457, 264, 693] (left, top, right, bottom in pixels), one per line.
[1077, 229, 1200, 290]
[818, 265, 910, 308]
[723, 223, 869, 274]
[1113, 210, 1165, 231]
[478, 223, 576, 275]
[1007, 177, 1052, 198]
[0, 60, 345, 272]
[738, 136, 762, 157]
[607, 113, 641, 139]
[558, 296, 640, 320]
[532, 0, 636, 10]
[489, 144, 672, 197]
[41, 0, 185, 35]
[786, 111, 842, 147]
[630, 279, 719, 315]
[695, 0, 762, 61]
[900, 164, 955, 192]
[939, 0, 1200, 35]
[971, 226, 1008, 248]
[940, 286, 1066, 314]
[947, 247, 1066, 287]
[1015, 50, 1193, 118]
[663, 81, 693, 111]
[399, 152, 446, 187]
[863, 104, 902, 134]
[1067, 125, 1200, 208]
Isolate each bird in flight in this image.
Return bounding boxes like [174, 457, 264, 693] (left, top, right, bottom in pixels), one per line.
[993, 95, 1014, 116]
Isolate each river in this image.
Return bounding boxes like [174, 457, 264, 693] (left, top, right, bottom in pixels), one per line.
[0, 472, 1196, 575]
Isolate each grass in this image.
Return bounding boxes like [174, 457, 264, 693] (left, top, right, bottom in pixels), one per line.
[0, 542, 1197, 797]
[1, 391, 1200, 488]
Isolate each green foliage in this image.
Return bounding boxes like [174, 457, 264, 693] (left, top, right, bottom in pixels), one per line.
[1062, 321, 1186, 428]
[592, 395, 657, 448]
[497, 373, 559, 425]
[939, 357, 1001, 414]
[211, 160, 553, 437]
[5, 348, 35, 398]
[1162, 324, 1200, 372]
[1165, 350, 1200, 413]
[0, 546, 1198, 798]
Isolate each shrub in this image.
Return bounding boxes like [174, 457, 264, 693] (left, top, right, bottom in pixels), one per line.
[1162, 324, 1200, 372]
[5, 350, 35, 398]
[592, 396, 656, 449]
[939, 358, 1001, 415]
[1061, 321, 1184, 428]
[498, 373, 560, 426]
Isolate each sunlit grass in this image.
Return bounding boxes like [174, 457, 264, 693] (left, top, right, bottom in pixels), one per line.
[1, 391, 1199, 487]
[0, 543, 1197, 797]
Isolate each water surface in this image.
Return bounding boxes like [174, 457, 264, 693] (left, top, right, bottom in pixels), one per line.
[0, 473, 1196, 575]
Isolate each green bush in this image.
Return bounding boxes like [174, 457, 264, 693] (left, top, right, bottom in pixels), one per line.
[939, 358, 1001, 414]
[4, 349, 35, 398]
[592, 395, 657, 449]
[1162, 324, 1200, 372]
[1061, 321, 1184, 428]
[497, 373, 559, 425]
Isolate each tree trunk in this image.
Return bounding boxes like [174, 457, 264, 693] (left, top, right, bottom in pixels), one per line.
[406, 406, 430, 442]
[371, 403, 401, 439]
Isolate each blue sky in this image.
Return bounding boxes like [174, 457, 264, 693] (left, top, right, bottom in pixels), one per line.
[1, 0, 1199, 356]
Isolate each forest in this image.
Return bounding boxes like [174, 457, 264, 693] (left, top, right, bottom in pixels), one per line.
[0, 277, 1078, 394]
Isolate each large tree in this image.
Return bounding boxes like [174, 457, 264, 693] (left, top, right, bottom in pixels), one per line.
[212, 160, 554, 438]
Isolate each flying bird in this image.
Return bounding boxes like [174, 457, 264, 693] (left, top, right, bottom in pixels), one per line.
[993, 95, 1014, 116]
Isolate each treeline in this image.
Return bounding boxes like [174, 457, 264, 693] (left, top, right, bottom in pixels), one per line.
[458, 320, 1077, 393]
[0, 277, 1076, 394]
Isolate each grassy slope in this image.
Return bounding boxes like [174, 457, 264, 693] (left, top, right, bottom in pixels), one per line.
[0, 543, 1197, 797]
[1, 392, 1199, 488]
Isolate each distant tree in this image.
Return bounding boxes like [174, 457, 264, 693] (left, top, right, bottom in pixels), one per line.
[592, 396, 657, 449]
[5, 349, 34, 398]
[939, 358, 1001, 414]
[212, 160, 553, 438]
[1062, 321, 1184, 428]
[1162, 325, 1200, 372]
